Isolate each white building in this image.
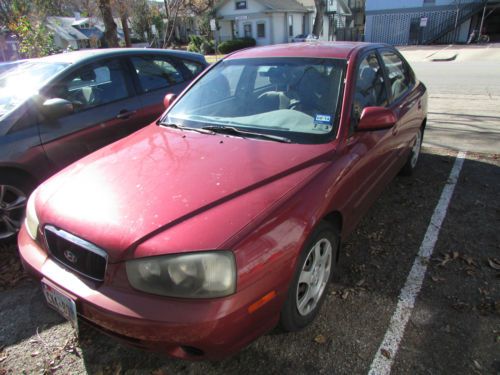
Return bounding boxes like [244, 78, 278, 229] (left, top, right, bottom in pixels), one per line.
[215, 0, 360, 46]
[216, 0, 310, 45]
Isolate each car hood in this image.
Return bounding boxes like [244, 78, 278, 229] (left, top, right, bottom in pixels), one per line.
[37, 125, 336, 261]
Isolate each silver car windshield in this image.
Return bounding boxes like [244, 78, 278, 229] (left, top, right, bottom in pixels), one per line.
[0, 61, 68, 118]
[165, 57, 345, 143]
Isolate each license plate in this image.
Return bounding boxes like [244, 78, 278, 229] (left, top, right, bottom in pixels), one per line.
[42, 282, 78, 330]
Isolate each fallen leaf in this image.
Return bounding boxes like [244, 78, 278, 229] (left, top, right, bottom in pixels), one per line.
[356, 278, 366, 287]
[452, 251, 459, 259]
[314, 334, 327, 344]
[0, 355, 7, 363]
[380, 348, 391, 359]
[431, 276, 445, 283]
[30, 351, 39, 357]
[473, 360, 482, 370]
[341, 290, 350, 300]
[487, 258, 500, 270]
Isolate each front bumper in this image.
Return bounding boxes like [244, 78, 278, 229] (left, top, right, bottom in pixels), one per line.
[18, 227, 283, 360]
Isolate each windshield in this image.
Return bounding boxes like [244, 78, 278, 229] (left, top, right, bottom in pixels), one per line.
[165, 57, 346, 143]
[0, 61, 68, 118]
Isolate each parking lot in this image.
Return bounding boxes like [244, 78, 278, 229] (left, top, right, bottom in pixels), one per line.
[1, 45, 499, 374]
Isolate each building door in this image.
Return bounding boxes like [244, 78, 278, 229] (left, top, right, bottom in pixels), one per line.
[244, 23, 252, 38]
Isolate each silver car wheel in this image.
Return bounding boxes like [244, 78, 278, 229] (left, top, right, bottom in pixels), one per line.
[0, 184, 27, 239]
[296, 238, 332, 316]
[410, 130, 422, 169]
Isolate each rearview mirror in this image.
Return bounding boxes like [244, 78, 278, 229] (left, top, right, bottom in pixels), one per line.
[163, 93, 177, 109]
[357, 107, 396, 131]
[41, 98, 74, 119]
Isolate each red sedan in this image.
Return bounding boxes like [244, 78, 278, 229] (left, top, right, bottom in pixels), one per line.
[18, 42, 427, 360]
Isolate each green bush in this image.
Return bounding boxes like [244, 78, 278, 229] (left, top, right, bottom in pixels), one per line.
[187, 35, 215, 54]
[218, 38, 256, 54]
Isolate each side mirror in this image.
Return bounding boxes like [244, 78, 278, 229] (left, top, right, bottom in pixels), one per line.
[163, 93, 177, 109]
[357, 107, 396, 131]
[41, 98, 74, 119]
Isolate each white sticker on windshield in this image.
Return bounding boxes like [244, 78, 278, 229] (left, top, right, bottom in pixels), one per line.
[314, 114, 333, 131]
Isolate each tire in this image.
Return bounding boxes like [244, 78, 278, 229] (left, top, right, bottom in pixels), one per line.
[280, 221, 339, 332]
[0, 174, 35, 240]
[400, 127, 423, 176]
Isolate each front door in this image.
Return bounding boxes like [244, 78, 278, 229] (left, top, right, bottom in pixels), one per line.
[341, 51, 396, 233]
[38, 58, 142, 171]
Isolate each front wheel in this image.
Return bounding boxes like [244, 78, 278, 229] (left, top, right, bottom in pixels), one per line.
[0, 175, 34, 240]
[400, 128, 423, 176]
[280, 222, 339, 331]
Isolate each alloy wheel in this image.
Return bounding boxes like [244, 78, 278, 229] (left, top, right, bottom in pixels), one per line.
[0, 184, 27, 239]
[296, 238, 332, 316]
[410, 130, 422, 169]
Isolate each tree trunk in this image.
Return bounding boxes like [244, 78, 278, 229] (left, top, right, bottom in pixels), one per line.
[98, 0, 119, 47]
[312, 0, 325, 37]
[121, 15, 131, 47]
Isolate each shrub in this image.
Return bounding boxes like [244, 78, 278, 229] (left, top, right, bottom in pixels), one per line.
[218, 38, 256, 54]
[187, 35, 215, 54]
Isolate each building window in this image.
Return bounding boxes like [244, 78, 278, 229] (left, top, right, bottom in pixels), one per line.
[257, 23, 265, 38]
[235, 0, 247, 9]
[288, 15, 293, 37]
[423, 0, 435, 4]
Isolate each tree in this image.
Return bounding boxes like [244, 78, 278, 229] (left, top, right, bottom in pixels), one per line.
[1, 0, 58, 58]
[312, 0, 325, 37]
[8, 15, 57, 57]
[116, 0, 131, 47]
[98, 0, 119, 47]
[162, 0, 183, 47]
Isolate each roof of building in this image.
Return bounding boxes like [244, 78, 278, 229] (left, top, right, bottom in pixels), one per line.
[259, 0, 309, 12]
[216, 0, 309, 12]
[226, 41, 383, 60]
[46, 17, 89, 41]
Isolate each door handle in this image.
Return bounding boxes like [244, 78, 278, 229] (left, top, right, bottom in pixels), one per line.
[116, 110, 137, 119]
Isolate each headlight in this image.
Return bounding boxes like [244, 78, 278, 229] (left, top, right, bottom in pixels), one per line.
[25, 192, 39, 241]
[126, 251, 236, 298]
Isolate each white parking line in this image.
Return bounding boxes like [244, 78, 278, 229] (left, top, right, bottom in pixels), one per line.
[368, 151, 467, 375]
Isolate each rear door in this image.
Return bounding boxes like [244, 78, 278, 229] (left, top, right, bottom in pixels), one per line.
[127, 55, 196, 125]
[38, 58, 143, 170]
[379, 48, 423, 166]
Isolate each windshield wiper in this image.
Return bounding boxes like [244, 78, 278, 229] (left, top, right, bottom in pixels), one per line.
[201, 125, 292, 143]
[158, 122, 215, 135]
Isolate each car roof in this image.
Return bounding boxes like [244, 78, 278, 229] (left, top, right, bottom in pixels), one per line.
[36, 48, 206, 65]
[226, 42, 388, 61]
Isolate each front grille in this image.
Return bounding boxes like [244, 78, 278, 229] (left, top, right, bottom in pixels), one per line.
[44, 226, 107, 281]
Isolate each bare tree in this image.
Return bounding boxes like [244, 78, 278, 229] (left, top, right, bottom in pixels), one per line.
[162, 0, 184, 47]
[98, 0, 119, 47]
[116, 0, 131, 47]
[312, 0, 325, 37]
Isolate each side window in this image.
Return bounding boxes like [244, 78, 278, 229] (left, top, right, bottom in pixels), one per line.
[181, 59, 205, 77]
[352, 52, 388, 122]
[131, 56, 185, 93]
[380, 51, 411, 102]
[53, 60, 129, 112]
